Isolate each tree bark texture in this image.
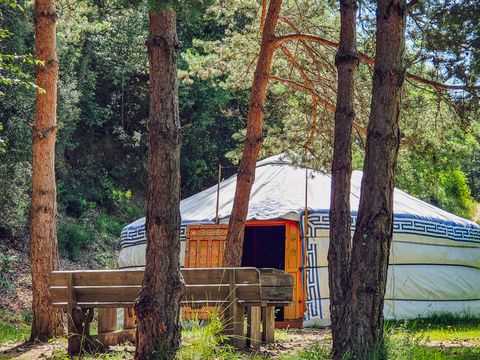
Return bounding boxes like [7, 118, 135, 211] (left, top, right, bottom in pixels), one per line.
[223, 0, 283, 267]
[134, 8, 185, 360]
[348, 0, 406, 358]
[327, 0, 358, 358]
[30, 0, 64, 341]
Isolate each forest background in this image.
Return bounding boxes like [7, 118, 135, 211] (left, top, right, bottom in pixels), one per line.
[1, 0, 479, 268]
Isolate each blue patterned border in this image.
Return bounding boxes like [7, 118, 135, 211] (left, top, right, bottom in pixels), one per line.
[120, 223, 187, 249]
[305, 238, 323, 320]
[300, 210, 480, 245]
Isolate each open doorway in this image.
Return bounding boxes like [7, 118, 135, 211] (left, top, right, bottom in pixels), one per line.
[241, 225, 286, 321]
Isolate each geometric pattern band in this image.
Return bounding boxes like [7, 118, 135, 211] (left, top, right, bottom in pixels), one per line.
[300, 210, 480, 245]
[120, 223, 187, 249]
[305, 237, 323, 320]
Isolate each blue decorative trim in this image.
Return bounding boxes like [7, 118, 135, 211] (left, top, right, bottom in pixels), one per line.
[304, 238, 323, 320]
[120, 223, 187, 249]
[300, 210, 480, 245]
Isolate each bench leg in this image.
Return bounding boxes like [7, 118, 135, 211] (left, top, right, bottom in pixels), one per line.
[124, 307, 136, 330]
[261, 306, 275, 343]
[230, 302, 246, 349]
[68, 307, 94, 355]
[98, 308, 117, 334]
[247, 306, 261, 349]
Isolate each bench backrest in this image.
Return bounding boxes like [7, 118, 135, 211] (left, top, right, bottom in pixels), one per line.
[49, 267, 293, 308]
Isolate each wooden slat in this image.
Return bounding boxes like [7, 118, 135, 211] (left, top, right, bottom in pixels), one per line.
[93, 329, 135, 346]
[184, 284, 229, 301]
[262, 286, 294, 301]
[52, 268, 261, 287]
[53, 302, 135, 308]
[51, 286, 141, 304]
[51, 270, 144, 287]
[260, 273, 294, 287]
[182, 268, 260, 285]
[51, 284, 264, 304]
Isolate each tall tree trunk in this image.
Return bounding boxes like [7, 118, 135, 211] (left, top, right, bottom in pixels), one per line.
[134, 8, 185, 360]
[327, 0, 358, 358]
[347, 0, 407, 358]
[30, 0, 64, 341]
[223, 0, 283, 267]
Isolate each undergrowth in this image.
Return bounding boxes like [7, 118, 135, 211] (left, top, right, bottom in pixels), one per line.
[0, 322, 30, 346]
[2, 311, 480, 359]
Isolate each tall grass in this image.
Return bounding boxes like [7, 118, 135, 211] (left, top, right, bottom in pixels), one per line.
[179, 308, 236, 360]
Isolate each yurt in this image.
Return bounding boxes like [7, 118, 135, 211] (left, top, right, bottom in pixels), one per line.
[118, 154, 480, 327]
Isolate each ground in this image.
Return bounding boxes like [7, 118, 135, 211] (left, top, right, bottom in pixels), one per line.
[1, 320, 480, 359]
[1, 248, 480, 359]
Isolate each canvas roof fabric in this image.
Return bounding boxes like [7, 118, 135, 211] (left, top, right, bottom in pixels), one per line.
[121, 153, 479, 245]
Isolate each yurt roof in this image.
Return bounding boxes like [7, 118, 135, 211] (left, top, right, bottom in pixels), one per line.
[123, 153, 480, 231]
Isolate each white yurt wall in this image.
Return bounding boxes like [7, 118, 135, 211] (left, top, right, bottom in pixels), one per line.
[301, 211, 480, 327]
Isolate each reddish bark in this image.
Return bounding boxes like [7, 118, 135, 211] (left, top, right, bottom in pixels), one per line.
[30, 0, 64, 341]
[134, 8, 185, 359]
[223, 0, 283, 267]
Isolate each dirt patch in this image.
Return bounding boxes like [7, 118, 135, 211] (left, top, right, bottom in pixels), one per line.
[258, 328, 330, 358]
[0, 338, 67, 360]
[0, 329, 330, 359]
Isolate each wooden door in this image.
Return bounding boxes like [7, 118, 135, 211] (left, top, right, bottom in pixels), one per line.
[284, 221, 304, 320]
[185, 224, 228, 267]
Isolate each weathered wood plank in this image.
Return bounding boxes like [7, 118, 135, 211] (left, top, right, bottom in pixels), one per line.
[262, 286, 294, 301]
[51, 268, 261, 287]
[93, 329, 135, 346]
[50, 269, 144, 286]
[98, 308, 117, 334]
[247, 306, 261, 349]
[67, 273, 80, 355]
[124, 307, 136, 330]
[262, 306, 275, 343]
[260, 273, 294, 287]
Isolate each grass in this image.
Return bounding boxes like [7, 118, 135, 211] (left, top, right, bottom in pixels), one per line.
[1, 313, 479, 359]
[386, 314, 480, 344]
[0, 322, 30, 346]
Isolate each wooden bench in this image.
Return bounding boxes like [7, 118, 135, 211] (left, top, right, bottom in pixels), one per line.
[49, 267, 294, 354]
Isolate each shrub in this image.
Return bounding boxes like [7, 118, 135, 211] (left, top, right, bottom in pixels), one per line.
[57, 221, 92, 261]
[0, 246, 19, 289]
[0, 161, 31, 237]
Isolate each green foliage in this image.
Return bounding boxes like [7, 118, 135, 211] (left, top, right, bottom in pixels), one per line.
[0, 0, 42, 95]
[179, 309, 237, 360]
[0, 322, 30, 346]
[386, 318, 480, 360]
[57, 206, 137, 264]
[0, 161, 31, 237]
[58, 220, 92, 261]
[282, 343, 331, 360]
[437, 169, 476, 218]
[0, 246, 19, 289]
[0, 0, 479, 259]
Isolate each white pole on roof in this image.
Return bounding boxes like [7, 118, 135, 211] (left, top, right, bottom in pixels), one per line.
[215, 164, 222, 225]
